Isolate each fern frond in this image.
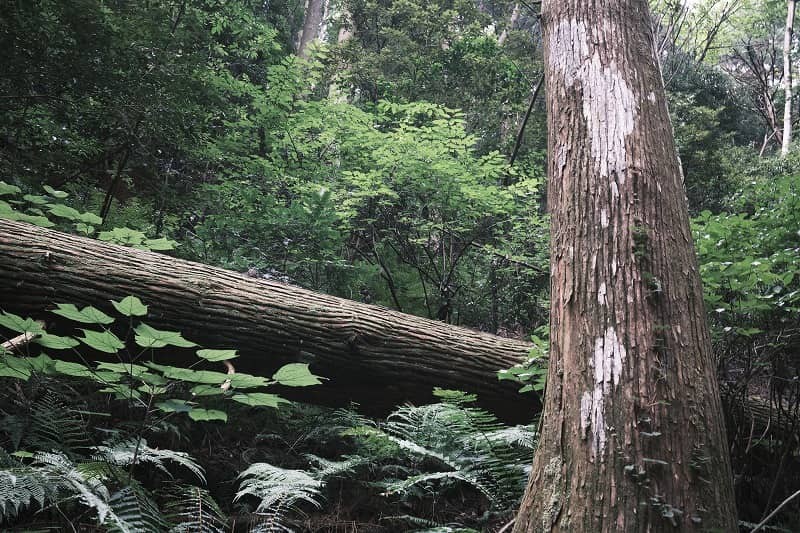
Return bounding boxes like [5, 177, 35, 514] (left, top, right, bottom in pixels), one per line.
[163, 484, 227, 533]
[235, 463, 322, 532]
[95, 439, 206, 483]
[304, 454, 366, 480]
[106, 486, 166, 533]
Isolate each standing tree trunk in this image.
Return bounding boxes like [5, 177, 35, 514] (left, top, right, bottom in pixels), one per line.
[513, 1, 737, 531]
[297, 0, 326, 57]
[782, 0, 796, 157]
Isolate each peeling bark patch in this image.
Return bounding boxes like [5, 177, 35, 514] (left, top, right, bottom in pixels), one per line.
[548, 18, 638, 180]
[597, 282, 607, 305]
[587, 326, 628, 455]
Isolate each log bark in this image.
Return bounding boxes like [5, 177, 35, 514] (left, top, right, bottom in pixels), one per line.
[513, 0, 737, 530]
[0, 219, 536, 422]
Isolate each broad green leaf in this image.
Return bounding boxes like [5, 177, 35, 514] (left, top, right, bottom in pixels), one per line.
[196, 349, 238, 362]
[145, 362, 228, 384]
[156, 399, 193, 413]
[272, 363, 323, 387]
[98, 227, 145, 246]
[24, 353, 55, 373]
[99, 384, 141, 400]
[134, 323, 196, 348]
[54, 360, 94, 378]
[111, 296, 148, 317]
[0, 312, 44, 334]
[96, 362, 150, 377]
[189, 409, 227, 422]
[0, 181, 21, 196]
[74, 222, 95, 235]
[0, 210, 55, 227]
[228, 373, 268, 389]
[47, 203, 82, 221]
[43, 185, 69, 199]
[79, 329, 125, 353]
[190, 384, 226, 396]
[51, 303, 114, 325]
[231, 392, 289, 408]
[143, 237, 177, 251]
[35, 332, 79, 350]
[11, 451, 34, 458]
[78, 211, 103, 225]
[23, 194, 49, 205]
[0, 356, 33, 380]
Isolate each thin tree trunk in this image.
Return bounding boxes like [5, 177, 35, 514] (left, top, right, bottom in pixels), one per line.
[297, 0, 326, 57]
[0, 219, 534, 422]
[782, 0, 796, 157]
[513, 1, 737, 531]
[498, 4, 521, 46]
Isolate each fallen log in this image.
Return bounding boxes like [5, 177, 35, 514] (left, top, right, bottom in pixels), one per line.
[0, 219, 537, 422]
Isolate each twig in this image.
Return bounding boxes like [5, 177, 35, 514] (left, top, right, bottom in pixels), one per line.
[751, 488, 800, 532]
[498, 517, 515, 533]
[1, 323, 44, 353]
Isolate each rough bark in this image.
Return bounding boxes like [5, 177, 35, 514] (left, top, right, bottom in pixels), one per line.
[782, 0, 796, 157]
[513, 1, 737, 531]
[297, 0, 326, 57]
[0, 219, 535, 422]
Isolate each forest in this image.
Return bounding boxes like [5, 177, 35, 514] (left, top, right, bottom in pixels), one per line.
[0, 0, 798, 531]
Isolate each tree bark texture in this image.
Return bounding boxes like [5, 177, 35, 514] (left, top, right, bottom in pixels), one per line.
[297, 0, 326, 57]
[782, 0, 796, 157]
[0, 219, 535, 422]
[513, 1, 737, 531]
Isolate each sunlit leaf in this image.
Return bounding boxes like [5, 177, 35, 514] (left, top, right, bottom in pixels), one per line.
[111, 295, 148, 317]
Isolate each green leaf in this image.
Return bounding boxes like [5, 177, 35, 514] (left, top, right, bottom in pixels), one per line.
[47, 203, 82, 221]
[23, 194, 49, 205]
[190, 384, 225, 396]
[11, 451, 35, 458]
[54, 360, 94, 378]
[134, 323, 196, 348]
[79, 329, 125, 353]
[51, 303, 114, 324]
[0, 210, 56, 227]
[145, 362, 228, 384]
[35, 332, 79, 350]
[111, 296, 148, 317]
[96, 362, 151, 377]
[0, 356, 33, 380]
[228, 373, 269, 389]
[272, 363, 323, 387]
[43, 185, 69, 199]
[99, 384, 141, 400]
[189, 409, 228, 422]
[0, 181, 21, 196]
[74, 222, 95, 235]
[196, 349, 238, 362]
[79, 212, 103, 225]
[143, 237, 176, 251]
[98, 227, 145, 246]
[231, 392, 289, 408]
[0, 312, 44, 334]
[156, 399, 193, 413]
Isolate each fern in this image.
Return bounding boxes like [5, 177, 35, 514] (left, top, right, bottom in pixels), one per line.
[351, 391, 537, 509]
[95, 438, 206, 483]
[107, 485, 167, 533]
[235, 463, 323, 532]
[163, 484, 227, 533]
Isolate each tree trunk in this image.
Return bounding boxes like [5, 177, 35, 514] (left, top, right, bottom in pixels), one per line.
[782, 0, 796, 157]
[297, 0, 326, 58]
[513, 1, 737, 531]
[0, 219, 535, 422]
